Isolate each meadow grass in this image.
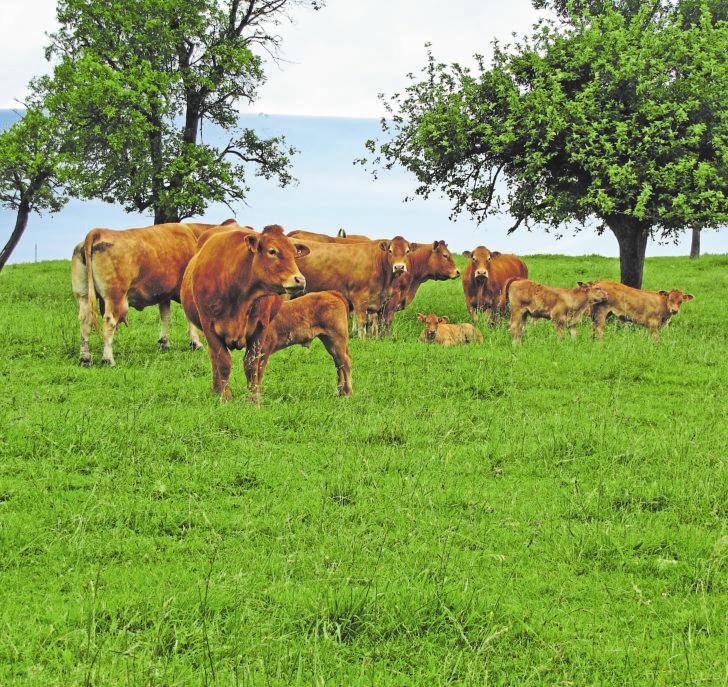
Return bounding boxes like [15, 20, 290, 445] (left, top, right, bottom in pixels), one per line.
[0, 253, 726, 686]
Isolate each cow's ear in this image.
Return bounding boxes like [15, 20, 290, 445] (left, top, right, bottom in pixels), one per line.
[659, 290, 669, 296]
[439, 316, 449, 323]
[417, 313, 426, 322]
[294, 243, 310, 258]
[488, 251, 500, 261]
[245, 234, 259, 253]
[463, 250, 472, 258]
[410, 242, 420, 251]
[432, 241, 439, 251]
[682, 293, 694, 301]
[379, 241, 390, 252]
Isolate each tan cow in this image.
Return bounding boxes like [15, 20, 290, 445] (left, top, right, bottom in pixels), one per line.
[287, 229, 372, 244]
[180, 225, 309, 401]
[380, 241, 461, 331]
[417, 314, 483, 346]
[243, 291, 352, 403]
[462, 246, 528, 324]
[71, 221, 238, 366]
[294, 236, 411, 337]
[589, 281, 694, 341]
[503, 279, 609, 343]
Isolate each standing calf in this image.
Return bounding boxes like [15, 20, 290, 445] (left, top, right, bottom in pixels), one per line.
[589, 281, 694, 341]
[502, 279, 608, 344]
[418, 314, 483, 346]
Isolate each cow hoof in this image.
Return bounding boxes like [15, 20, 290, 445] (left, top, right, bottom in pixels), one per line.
[101, 358, 116, 367]
[219, 387, 233, 403]
[158, 338, 170, 351]
[190, 341, 204, 351]
[79, 357, 91, 367]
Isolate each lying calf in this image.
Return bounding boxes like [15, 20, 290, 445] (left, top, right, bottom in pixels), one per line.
[502, 279, 608, 343]
[589, 281, 694, 341]
[244, 291, 353, 403]
[418, 314, 483, 346]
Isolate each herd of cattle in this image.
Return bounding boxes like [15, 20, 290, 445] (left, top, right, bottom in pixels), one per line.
[71, 220, 694, 401]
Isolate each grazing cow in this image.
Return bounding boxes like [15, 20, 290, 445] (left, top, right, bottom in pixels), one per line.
[287, 229, 372, 244]
[243, 291, 352, 403]
[294, 236, 411, 337]
[462, 246, 528, 324]
[381, 240, 460, 331]
[180, 225, 310, 401]
[418, 314, 483, 346]
[589, 281, 694, 341]
[71, 220, 238, 366]
[502, 279, 609, 343]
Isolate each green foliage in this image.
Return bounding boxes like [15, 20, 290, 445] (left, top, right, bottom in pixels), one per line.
[366, 3, 728, 240]
[0, 254, 726, 684]
[43, 0, 321, 221]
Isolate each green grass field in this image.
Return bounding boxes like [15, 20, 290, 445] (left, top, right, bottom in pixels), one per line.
[0, 253, 726, 686]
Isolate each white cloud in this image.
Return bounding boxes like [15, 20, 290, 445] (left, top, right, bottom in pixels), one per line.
[0, 0, 542, 116]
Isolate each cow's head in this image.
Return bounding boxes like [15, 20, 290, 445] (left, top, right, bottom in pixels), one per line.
[411, 240, 460, 280]
[577, 282, 609, 305]
[463, 246, 499, 283]
[380, 236, 411, 275]
[659, 289, 694, 314]
[418, 313, 448, 341]
[246, 224, 309, 296]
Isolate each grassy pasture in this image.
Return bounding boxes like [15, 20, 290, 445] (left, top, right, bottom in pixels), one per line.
[0, 253, 726, 686]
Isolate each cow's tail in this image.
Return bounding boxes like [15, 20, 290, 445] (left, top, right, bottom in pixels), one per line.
[83, 230, 103, 334]
[499, 277, 522, 314]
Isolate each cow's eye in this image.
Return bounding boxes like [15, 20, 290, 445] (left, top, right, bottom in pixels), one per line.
[389, 247, 393, 254]
[472, 257, 477, 263]
[268, 248, 278, 256]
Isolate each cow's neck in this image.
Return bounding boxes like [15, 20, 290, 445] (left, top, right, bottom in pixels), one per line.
[409, 247, 434, 284]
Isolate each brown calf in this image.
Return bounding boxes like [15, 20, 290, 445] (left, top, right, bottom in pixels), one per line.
[180, 225, 310, 401]
[417, 314, 484, 346]
[503, 279, 609, 343]
[244, 291, 352, 403]
[462, 246, 528, 324]
[589, 280, 694, 341]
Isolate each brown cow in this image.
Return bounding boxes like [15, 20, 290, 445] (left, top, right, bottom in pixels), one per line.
[287, 229, 372, 244]
[503, 279, 609, 343]
[294, 236, 411, 337]
[71, 220, 238, 366]
[180, 225, 310, 401]
[243, 291, 352, 403]
[380, 241, 461, 331]
[417, 314, 483, 346]
[462, 246, 528, 324]
[589, 281, 694, 341]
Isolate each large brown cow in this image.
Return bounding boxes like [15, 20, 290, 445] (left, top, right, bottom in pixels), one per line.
[381, 240, 460, 331]
[180, 225, 310, 401]
[502, 279, 608, 343]
[462, 246, 528, 324]
[71, 220, 238, 367]
[287, 229, 372, 244]
[243, 291, 352, 403]
[589, 281, 694, 341]
[294, 236, 411, 337]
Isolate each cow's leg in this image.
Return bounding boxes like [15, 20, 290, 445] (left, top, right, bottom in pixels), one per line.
[188, 322, 204, 350]
[553, 314, 566, 339]
[243, 333, 267, 405]
[467, 302, 478, 322]
[204, 327, 233, 401]
[158, 300, 171, 351]
[320, 334, 352, 396]
[101, 291, 127, 366]
[353, 300, 369, 339]
[368, 311, 380, 338]
[72, 250, 93, 366]
[647, 319, 662, 342]
[509, 308, 526, 344]
[591, 305, 609, 341]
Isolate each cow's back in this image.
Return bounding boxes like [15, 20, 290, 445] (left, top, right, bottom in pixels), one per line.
[295, 241, 385, 295]
[487, 254, 528, 295]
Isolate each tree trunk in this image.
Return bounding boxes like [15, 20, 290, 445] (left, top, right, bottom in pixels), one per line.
[154, 208, 180, 225]
[690, 227, 700, 259]
[0, 199, 31, 273]
[607, 217, 650, 289]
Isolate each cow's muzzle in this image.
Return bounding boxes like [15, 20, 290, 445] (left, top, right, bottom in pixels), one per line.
[392, 263, 407, 275]
[474, 271, 487, 282]
[283, 274, 306, 295]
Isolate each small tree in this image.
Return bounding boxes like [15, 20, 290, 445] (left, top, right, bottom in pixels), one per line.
[44, 0, 322, 224]
[0, 107, 69, 272]
[365, 3, 728, 287]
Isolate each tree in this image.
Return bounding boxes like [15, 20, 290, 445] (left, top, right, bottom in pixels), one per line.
[43, 0, 322, 224]
[364, 3, 728, 287]
[0, 107, 70, 272]
[690, 227, 701, 258]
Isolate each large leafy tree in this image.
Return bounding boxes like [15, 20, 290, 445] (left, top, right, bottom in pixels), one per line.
[0, 106, 70, 272]
[43, 0, 322, 224]
[366, 2, 728, 287]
